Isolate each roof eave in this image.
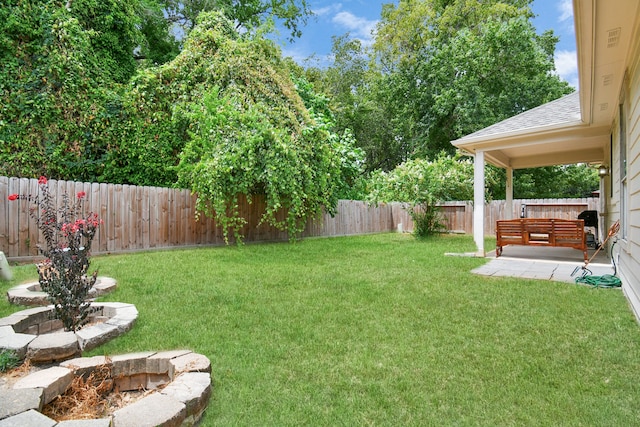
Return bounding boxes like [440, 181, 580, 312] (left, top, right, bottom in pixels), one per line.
[452, 120, 587, 152]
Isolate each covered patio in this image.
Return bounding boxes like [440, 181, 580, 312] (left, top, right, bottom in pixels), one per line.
[451, 91, 611, 258]
[451, 0, 636, 262]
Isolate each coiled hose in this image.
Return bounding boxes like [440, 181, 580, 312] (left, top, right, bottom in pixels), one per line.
[574, 226, 622, 289]
[575, 273, 621, 288]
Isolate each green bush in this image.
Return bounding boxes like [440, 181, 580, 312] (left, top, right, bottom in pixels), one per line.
[0, 349, 20, 372]
[366, 152, 493, 236]
[409, 203, 446, 238]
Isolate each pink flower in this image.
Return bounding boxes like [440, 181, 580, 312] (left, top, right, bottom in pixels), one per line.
[8, 194, 18, 201]
[77, 191, 86, 199]
[38, 176, 48, 185]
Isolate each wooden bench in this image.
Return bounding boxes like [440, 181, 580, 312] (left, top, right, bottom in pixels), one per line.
[496, 218, 588, 260]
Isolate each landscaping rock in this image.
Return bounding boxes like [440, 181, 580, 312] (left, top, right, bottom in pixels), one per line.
[75, 323, 121, 351]
[2, 351, 212, 426]
[0, 388, 43, 419]
[0, 326, 35, 359]
[111, 352, 156, 377]
[25, 332, 80, 364]
[0, 303, 138, 365]
[161, 372, 212, 424]
[170, 352, 211, 374]
[6, 277, 117, 307]
[112, 393, 186, 427]
[13, 366, 73, 405]
[0, 409, 56, 427]
[4, 285, 48, 306]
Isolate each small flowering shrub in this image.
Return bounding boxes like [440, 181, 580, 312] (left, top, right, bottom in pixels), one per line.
[7, 177, 102, 331]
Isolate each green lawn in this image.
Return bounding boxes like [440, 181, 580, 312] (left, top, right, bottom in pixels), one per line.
[2, 233, 640, 426]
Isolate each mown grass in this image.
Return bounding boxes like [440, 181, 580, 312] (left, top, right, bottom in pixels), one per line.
[2, 233, 640, 426]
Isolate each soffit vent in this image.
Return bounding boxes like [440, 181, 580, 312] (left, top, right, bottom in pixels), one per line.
[600, 103, 609, 111]
[607, 27, 621, 48]
[602, 74, 614, 86]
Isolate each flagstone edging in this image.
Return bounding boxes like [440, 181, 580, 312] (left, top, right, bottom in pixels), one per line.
[0, 350, 212, 426]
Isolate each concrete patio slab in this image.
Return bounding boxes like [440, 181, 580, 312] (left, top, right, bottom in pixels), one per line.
[473, 245, 618, 284]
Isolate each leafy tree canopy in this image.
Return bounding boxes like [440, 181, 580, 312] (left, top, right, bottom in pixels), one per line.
[366, 152, 499, 204]
[103, 12, 364, 241]
[139, 0, 311, 64]
[365, 152, 501, 236]
[365, 154, 598, 205]
[406, 15, 573, 157]
[510, 165, 599, 199]
[314, 0, 572, 172]
[0, 0, 136, 180]
[374, 0, 532, 69]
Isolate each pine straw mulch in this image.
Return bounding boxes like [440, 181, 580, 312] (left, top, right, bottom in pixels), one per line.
[2, 359, 160, 421]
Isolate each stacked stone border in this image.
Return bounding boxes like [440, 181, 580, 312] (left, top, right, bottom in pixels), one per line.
[7, 277, 117, 306]
[0, 302, 138, 364]
[0, 350, 212, 426]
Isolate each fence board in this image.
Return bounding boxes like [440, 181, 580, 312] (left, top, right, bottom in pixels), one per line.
[0, 176, 601, 260]
[27, 178, 39, 256]
[0, 177, 8, 254]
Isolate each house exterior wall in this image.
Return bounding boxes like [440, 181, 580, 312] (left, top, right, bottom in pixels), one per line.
[610, 32, 640, 318]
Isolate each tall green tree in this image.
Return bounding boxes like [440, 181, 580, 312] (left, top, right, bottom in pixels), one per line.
[317, 0, 571, 171]
[309, 36, 401, 171]
[511, 165, 599, 199]
[372, 0, 572, 160]
[0, 0, 136, 180]
[103, 12, 363, 241]
[139, 0, 311, 64]
[405, 15, 572, 158]
[68, 0, 142, 83]
[374, 0, 532, 70]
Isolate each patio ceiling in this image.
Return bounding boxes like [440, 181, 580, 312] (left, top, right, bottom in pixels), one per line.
[451, 0, 640, 170]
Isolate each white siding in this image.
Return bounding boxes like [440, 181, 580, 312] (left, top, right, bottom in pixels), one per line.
[614, 32, 640, 319]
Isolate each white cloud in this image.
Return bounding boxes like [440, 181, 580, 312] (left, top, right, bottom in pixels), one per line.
[555, 49, 579, 88]
[331, 11, 378, 46]
[558, 0, 573, 22]
[557, 0, 575, 35]
[314, 4, 342, 17]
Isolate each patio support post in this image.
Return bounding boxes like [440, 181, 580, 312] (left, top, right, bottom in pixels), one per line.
[473, 151, 486, 257]
[505, 167, 513, 220]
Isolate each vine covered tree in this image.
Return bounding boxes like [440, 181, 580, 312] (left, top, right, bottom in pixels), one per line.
[0, 0, 138, 180]
[104, 12, 364, 241]
[138, 0, 312, 64]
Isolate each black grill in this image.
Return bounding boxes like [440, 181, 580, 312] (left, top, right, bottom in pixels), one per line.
[578, 210, 599, 248]
[578, 210, 598, 228]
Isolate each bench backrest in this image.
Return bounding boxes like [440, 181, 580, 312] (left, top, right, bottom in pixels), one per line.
[497, 218, 585, 243]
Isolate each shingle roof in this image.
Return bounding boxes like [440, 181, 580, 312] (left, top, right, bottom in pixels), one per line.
[455, 91, 582, 142]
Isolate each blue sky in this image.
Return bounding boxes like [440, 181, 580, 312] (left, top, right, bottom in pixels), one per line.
[278, 0, 578, 88]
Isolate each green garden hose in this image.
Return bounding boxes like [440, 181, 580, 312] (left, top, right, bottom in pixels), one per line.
[572, 221, 622, 289]
[575, 274, 622, 288]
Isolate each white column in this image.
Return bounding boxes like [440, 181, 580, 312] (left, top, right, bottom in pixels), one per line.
[505, 167, 513, 220]
[474, 151, 486, 257]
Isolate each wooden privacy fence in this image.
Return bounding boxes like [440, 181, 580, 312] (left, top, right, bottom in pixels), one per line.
[0, 176, 598, 260]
